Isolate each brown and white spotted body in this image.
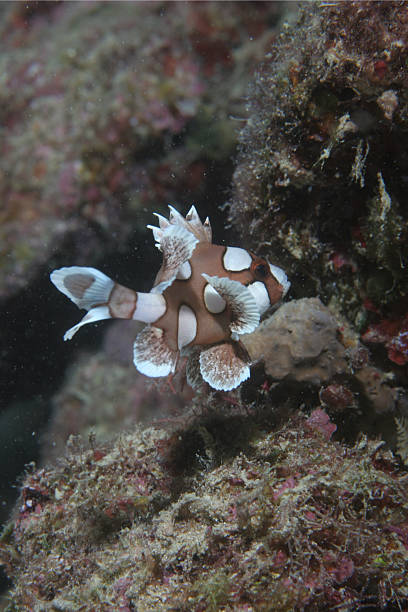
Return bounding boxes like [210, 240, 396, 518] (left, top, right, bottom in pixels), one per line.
[50, 206, 290, 391]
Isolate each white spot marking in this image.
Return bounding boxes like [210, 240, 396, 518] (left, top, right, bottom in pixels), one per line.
[133, 293, 166, 323]
[204, 283, 226, 314]
[247, 281, 270, 316]
[268, 262, 291, 296]
[223, 246, 252, 271]
[178, 304, 197, 349]
[176, 261, 192, 280]
[202, 273, 260, 335]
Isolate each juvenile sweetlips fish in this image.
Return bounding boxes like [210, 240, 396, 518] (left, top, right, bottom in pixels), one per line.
[50, 206, 290, 391]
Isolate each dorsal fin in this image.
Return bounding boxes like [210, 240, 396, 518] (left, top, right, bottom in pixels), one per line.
[150, 224, 198, 293]
[201, 274, 260, 335]
[184, 205, 212, 243]
[149, 205, 212, 246]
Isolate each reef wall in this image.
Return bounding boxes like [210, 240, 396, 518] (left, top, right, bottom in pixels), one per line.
[230, 1, 408, 371]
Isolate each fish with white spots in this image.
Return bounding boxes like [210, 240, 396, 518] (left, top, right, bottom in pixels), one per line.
[50, 206, 290, 391]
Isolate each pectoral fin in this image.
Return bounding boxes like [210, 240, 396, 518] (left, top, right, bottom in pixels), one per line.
[199, 342, 251, 391]
[201, 274, 260, 336]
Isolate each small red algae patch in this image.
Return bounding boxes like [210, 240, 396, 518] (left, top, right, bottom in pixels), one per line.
[305, 408, 337, 440]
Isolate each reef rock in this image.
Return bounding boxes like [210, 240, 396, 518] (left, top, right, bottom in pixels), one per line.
[242, 298, 347, 384]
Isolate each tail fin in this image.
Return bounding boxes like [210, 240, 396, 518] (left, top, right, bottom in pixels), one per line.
[50, 267, 166, 341]
[50, 267, 114, 310]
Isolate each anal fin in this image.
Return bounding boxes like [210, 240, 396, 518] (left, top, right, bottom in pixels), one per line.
[133, 325, 178, 377]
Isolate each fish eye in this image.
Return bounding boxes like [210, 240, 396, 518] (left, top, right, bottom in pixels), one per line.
[252, 259, 269, 279]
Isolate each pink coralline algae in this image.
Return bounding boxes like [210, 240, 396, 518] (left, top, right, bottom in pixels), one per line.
[319, 384, 356, 413]
[305, 408, 337, 441]
[388, 328, 408, 366]
[363, 314, 408, 366]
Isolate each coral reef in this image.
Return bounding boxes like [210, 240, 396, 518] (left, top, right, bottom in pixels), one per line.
[2, 2, 408, 609]
[230, 1, 408, 378]
[1, 410, 408, 610]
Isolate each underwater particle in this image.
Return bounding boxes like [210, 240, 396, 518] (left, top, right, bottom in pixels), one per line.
[376, 89, 399, 121]
[50, 206, 290, 391]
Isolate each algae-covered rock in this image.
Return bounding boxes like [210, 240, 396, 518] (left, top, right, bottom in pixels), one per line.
[230, 1, 408, 326]
[1, 412, 408, 610]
